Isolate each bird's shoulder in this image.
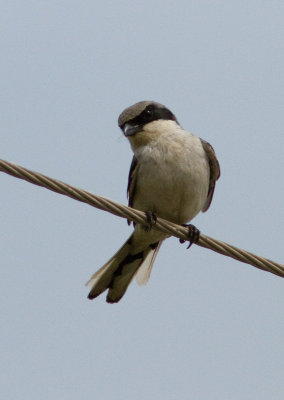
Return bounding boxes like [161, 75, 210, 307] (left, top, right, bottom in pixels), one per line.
[127, 155, 139, 224]
[200, 139, 221, 212]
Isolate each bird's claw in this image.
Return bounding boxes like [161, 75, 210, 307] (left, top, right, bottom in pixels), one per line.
[144, 211, 157, 232]
[179, 224, 200, 249]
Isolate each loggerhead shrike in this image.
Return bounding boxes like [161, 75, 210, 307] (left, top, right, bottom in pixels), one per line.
[86, 101, 220, 303]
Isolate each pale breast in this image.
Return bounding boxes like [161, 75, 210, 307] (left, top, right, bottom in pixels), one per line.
[132, 130, 210, 225]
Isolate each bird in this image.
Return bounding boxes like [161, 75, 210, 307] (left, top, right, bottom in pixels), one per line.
[86, 101, 220, 303]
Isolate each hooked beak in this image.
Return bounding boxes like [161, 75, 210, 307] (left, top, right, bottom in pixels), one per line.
[122, 123, 141, 137]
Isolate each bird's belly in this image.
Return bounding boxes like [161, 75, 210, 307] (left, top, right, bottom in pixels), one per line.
[133, 156, 209, 225]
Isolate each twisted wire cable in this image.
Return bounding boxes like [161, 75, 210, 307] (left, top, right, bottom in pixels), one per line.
[0, 158, 283, 278]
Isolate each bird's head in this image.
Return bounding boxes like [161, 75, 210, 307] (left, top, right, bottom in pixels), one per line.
[118, 101, 179, 148]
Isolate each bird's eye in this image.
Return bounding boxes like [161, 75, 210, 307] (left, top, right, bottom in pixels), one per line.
[144, 107, 154, 120]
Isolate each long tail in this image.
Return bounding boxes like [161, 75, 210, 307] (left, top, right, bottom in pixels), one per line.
[86, 235, 161, 303]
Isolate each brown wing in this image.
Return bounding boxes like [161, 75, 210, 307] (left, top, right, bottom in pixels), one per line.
[127, 156, 139, 225]
[201, 139, 221, 212]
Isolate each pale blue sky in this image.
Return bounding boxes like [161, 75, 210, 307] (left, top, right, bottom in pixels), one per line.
[1, 1, 283, 399]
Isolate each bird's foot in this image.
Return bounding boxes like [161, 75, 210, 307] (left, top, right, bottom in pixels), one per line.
[143, 211, 157, 232]
[179, 224, 200, 249]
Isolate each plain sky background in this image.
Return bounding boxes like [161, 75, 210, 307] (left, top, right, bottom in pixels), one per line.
[1, 1, 283, 399]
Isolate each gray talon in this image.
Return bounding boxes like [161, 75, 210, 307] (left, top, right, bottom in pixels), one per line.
[179, 224, 200, 249]
[144, 211, 157, 231]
